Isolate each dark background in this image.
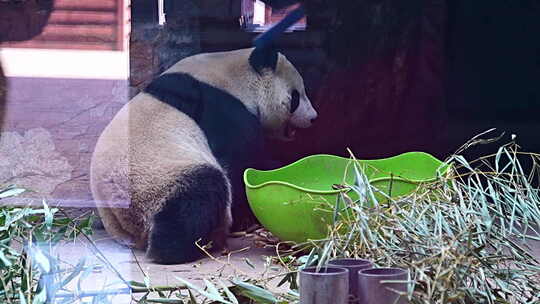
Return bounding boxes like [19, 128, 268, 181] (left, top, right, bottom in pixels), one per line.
[1, 0, 537, 207]
[445, 1, 540, 159]
[130, 0, 539, 164]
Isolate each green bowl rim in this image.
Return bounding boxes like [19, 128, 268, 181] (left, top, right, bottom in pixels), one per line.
[243, 151, 450, 194]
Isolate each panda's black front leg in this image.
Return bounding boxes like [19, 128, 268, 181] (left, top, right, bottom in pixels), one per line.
[228, 156, 285, 231]
[228, 167, 259, 232]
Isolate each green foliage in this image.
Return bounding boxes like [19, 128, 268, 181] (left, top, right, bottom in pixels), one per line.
[0, 185, 97, 304]
[0, 183, 268, 303]
[3, 132, 539, 304]
[294, 134, 540, 303]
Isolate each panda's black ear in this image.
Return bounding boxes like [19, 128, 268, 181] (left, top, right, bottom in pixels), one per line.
[249, 46, 278, 74]
[249, 4, 305, 74]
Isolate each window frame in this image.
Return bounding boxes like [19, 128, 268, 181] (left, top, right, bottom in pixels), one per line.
[240, 0, 306, 33]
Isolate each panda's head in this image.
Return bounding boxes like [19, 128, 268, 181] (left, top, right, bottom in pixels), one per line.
[248, 47, 318, 141]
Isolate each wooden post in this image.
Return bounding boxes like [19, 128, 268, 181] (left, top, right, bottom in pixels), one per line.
[157, 0, 166, 25]
[115, 0, 125, 51]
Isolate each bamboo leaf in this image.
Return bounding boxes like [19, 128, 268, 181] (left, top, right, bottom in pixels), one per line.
[19, 291, 28, 304]
[30, 246, 51, 273]
[219, 280, 239, 304]
[32, 285, 47, 304]
[231, 280, 277, 304]
[204, 279, 223, 300]
[0, 187, 25, 199]
[60, 258, 86, 288]
[175, 277, 232, 304]
[145, 299, 184, 303]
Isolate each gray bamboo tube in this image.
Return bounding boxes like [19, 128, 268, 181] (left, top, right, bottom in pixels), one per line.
[357, 267, 409, 304]
[327, 258, 373, 303]
[299, 266, 349, 304]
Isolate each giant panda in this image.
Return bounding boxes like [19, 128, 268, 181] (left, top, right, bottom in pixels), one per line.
[90, 46, 317, 264]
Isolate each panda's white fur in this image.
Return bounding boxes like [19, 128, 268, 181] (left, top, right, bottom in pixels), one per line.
[90, 47, 317, 264]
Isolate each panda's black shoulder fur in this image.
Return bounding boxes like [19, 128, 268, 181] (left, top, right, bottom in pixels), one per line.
[143, 72, 264, 171]
[144, 73, 204, 122]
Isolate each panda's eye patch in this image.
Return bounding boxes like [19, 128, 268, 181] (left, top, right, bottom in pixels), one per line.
[290, 90, 300, 113]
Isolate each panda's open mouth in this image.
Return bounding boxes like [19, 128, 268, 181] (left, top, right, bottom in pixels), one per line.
[284, 122, 297, 140]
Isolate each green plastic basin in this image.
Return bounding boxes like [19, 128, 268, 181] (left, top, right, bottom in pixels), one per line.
[243, 152, 449, 243]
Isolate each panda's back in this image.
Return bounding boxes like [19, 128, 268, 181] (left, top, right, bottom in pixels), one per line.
[92, 48, 264, 212]
[133, 92, 220, 172]
[91, 92, 220, 208]
[161, 49, 255, 102]
[166, 48, 252, 78]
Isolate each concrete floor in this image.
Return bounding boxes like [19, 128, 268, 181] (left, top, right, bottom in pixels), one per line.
[29, 197, 540, 304]
[50, 226, 540, 304]
[52, 229, 288, 303]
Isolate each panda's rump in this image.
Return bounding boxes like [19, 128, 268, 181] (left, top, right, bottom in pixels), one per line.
[91, 94, 224, 247]
[92, 94, 215, 206]
[125, 95, 224, 213]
